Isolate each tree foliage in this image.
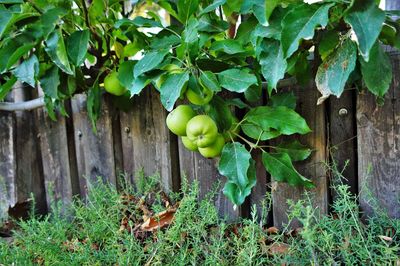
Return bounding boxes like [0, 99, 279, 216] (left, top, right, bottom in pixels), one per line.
[0, 0, 397, 206]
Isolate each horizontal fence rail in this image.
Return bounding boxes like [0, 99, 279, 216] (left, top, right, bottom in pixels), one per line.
[1, 55, 399, 226]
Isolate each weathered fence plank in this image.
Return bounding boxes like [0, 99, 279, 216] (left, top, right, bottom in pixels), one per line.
[357, 54, 400, 219]
[36, 107, 75, 209]
[13, 86, 47, 213]
[0, 107, 16, 218]
[272, 84, 328, 227]
[329, 91, 358, 196]
[178, 139, 240, 220]
[71, 93, 116, 197]
[119, 88, 180, 192]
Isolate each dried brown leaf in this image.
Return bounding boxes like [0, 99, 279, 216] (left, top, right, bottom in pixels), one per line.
[267, 226, 279, 234]
[140, 208, 176, 232]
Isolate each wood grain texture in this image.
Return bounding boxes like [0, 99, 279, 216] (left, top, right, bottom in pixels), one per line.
[35, 107, 75, 209]
[119, 88, 179, 192]
[13, 85, 47, 213]
[329, 90, 357, 197]
[272, 84, 328, 227]
[71, 93, 116, 197]
[357, 53, 400, 219]
[178, 138, 240, 221]
[0, 107, 16, 218]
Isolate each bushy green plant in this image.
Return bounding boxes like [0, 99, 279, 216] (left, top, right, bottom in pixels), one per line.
[1, 173, 399, 265]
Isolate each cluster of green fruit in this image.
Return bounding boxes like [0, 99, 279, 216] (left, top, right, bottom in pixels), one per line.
[166, 105, 226, 158]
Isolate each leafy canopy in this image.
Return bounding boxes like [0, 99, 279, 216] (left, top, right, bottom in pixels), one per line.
[0, 0, 396, 206]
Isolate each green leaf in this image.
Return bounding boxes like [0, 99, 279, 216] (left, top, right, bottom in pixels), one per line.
[67, 30, 90, 66]
[319, 31, 340, 60]
[0, 41, 35, 73]
[210, 39, 247, 54]
[241, 0, 268, 25]
[115, 17, 163, 28]
[134, 49, 169, 78]
[266, 0, 279, 24]
[274, 140, 312, 161]
[199, 71, 220, 92]
[226, 98, 250, 109]
[360, 41, 392, 98]
[259, 39, 287, 95]
[344, 0, 385, 61]
[40, 66, 60, 99]
[244, 105, 311, 135]
[177, 0, 198, 23]
[244, 85, 262, 103]
[89, 0, 105, 24]
[316, 39, 357, 104]
[223, 158, 257, 206]
[0, 76, 17, 100]
[45, 30, 73, 75]
[218, 68, 257, 93]
[198, 14, 229, 33]
[281, 3, 333, 58]
[241, 122, 281, 141]
[0, 12, 39, 39]
[160, 72, 189, 111]
[269, 91, 296, 109]
[218, 142, 252, 191]
[0, 9, 12, 38]
[207, 96, 233, 132]
[12, 55, 39, 88]
[200, 0, 226, 15]
[262, 152, 314, 188]
[182, 17, 199, 44]
[87, 81, 102, 133]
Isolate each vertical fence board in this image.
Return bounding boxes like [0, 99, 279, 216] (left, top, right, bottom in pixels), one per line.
[71, 94, 116, 197]
[36, 108, 75, 209]
[357, 54, 400, 219]
[329, 91, 357, 196]
[178, 139, 240, 220]
[272, 85, 328, 227]
[0, 108, 16, 218]
[119, 88, 179, 192]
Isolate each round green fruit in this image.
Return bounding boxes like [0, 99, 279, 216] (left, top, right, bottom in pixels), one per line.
[186, 87, 213, 105]
[181, 136, 198, 151]
[198, 134, 225, 158]
[104, 71, 127, 96]
[166, 105, 196, 136]
[186, 115, 218, 148]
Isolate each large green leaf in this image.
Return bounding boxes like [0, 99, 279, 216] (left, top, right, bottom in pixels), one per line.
[133, 49, 169, 78]
[0, 9, 12, 38]
[45, 30, 73, 75]
[159, 71, 189, 111]
[244, 106, 311, 135]
[315, 39, 357, 104]
[259, 39, 287, 95]
[67, 30, 90, 66]
[199, 71, 221, 92]
[200, 0, 226, 15]
[210, 39, 246, 54]
[177, 0, 198, 23]
[262, 151, 314, 188]
[360, 42, 392, 98]
[241, 122, 281, 141]
[0, 76, 17, 100]
[198, 14, 229, 33]
[241, 0, 268, 25]
[0, 40, 35, 73]
[0, 12, 39, 39]
[223, 158, 257, 206]
[269, 91, 296, 109]
[12, 55, 39, 88]
[182, 17, 198, 44]
[218, 68, 257, 93]
[344, 0, 385, 61]
[40, 66, 60, 99]
[274, 140, 312, 161]
[218, 142, 252, 191]
[281, 3, 333, 58]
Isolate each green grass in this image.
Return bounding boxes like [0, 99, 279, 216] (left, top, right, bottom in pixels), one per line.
[0, 171, 399, 265]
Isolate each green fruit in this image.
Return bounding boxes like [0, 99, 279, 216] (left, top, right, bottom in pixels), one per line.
[181, 136, 198, 151]
[186, 87, 213, 105]
[166, 105, 196, 136]
[186, 115, 218, 148]
[104, 71, 127, 96]
[223, 116, 240, 142]
[198, 134, 225, 158]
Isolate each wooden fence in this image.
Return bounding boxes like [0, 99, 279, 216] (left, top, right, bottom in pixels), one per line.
[1, 53, 399, 226]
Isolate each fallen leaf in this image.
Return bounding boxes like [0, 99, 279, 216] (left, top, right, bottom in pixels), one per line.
[140, 208, 176, 232]
[267, 226, 279, 234]
[267, 243, 290, 256]
[378, 235, 393, 242]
